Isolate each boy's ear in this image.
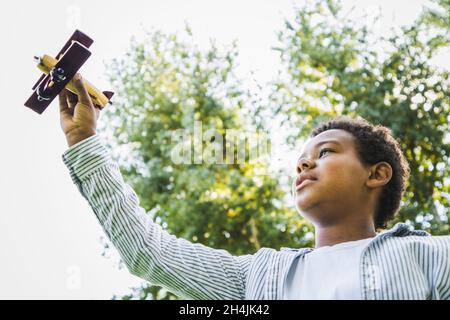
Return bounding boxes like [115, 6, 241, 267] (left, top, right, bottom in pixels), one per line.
[366, 162, 392, 189]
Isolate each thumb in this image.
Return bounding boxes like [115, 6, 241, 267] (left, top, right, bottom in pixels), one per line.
[72, 73, 93, 108]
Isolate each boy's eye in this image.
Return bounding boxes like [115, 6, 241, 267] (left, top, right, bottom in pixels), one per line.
[319, 148, 333, 158]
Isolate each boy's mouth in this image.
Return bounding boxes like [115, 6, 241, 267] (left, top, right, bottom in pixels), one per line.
[295, 173, 318, 192]
[296, 173, 317, 187]
[295, 178, 317, 191]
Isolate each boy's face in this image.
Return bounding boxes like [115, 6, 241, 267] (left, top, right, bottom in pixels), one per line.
[294, 129, 374, 226]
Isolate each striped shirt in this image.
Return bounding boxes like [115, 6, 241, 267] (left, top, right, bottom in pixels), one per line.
[62, 134, 450, 300]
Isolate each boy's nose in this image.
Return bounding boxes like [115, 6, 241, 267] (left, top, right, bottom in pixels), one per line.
[297, 157, 315, 173]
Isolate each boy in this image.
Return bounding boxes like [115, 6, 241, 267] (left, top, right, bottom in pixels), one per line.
[59, 75, 450, 300]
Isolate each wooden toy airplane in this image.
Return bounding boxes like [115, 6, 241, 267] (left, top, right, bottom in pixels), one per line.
[24, 30, 114, 114]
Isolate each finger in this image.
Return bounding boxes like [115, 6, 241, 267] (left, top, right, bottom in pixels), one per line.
[59, 89, 72, 119]
[66, 96, 75, 115]
[93, 105, 100, 120]
[59, 88, 68, 109]
[66, 90, 78, 108]
[72, 73, 93, 107]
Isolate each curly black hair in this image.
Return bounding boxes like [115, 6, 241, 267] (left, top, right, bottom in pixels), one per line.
[310, 115, 410, 230]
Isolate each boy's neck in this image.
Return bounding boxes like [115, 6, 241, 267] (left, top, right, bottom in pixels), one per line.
[314, 220, 376, 248]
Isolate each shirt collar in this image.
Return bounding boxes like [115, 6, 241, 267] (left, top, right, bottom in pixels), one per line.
[280, 222, 430, 253]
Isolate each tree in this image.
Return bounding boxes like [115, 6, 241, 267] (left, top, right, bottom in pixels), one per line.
[101, 0, 450, 299]
[418, 0, 450, 49]
[272, 0, 449, 234]
[101, 27, 313, 299]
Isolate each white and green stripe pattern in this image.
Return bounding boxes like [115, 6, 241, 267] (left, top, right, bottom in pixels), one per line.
[62, 134, 450, 300]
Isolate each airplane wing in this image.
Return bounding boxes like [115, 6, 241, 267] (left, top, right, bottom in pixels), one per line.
[24, 41, 91, 114]
[31, 30, 93, 91]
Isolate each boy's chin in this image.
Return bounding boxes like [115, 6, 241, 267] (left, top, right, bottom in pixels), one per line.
[295, 192, 314, 206]
[295, 194, 321, 214]
[295, 203, 310, 216]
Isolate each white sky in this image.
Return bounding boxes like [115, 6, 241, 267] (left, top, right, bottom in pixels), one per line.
[0, 0, 448, 299]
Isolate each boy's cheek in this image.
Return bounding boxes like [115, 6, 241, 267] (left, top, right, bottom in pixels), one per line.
[321, 162, 360, 187]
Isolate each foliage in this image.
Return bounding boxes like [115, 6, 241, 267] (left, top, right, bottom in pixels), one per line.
[102, 27, 313, 300]
[101, 0, 450, 299]
[272, 0, 449, 234]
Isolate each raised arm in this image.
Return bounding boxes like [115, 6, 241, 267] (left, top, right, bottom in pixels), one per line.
[59, 75, 253, 299]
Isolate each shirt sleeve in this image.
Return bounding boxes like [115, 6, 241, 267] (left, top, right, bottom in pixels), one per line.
[62, 134, 253, 299]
